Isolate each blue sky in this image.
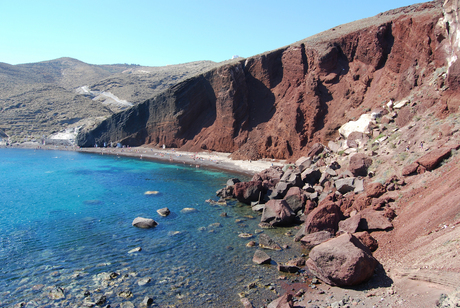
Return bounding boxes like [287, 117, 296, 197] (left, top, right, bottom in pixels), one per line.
[1, 0, 425, 66]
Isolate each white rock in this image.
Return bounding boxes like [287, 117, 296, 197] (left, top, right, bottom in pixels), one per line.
[393, 99, 409, 109]
[339, 113, 378, 139]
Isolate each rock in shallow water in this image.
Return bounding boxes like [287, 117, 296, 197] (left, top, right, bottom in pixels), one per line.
[253, 249, 271, 265]
[132, 217, 158, 229]
[156, 207, 170, 217]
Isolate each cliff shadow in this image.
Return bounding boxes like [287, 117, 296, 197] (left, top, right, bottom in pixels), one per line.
[175, 75, 217, 141]
[244, 73, 276, 131]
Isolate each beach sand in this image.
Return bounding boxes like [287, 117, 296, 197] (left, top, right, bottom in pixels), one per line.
[2, 142, 285, 176]
[77, 145, 286, 176]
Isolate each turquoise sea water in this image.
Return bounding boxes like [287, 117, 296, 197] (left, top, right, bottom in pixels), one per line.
[0, 148, 299, 307]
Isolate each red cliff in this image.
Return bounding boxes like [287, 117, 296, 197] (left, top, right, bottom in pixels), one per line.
[77, 1, 457, 162]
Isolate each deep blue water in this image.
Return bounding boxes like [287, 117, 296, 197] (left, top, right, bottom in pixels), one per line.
[0, 148, 299, 307]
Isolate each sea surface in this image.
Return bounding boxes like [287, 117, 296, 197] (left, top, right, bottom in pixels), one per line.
[0, 148, 300, 307]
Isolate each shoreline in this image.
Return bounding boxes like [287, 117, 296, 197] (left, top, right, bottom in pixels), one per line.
[0, 143, 285, 177]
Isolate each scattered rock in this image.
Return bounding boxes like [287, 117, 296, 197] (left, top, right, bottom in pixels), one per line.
[348, 153, 373, 177]
[144, 191, 159, 195]
[335, 178, 356, 194]
[259, 233, 282, 250]
[338, 214, 362, 234]
[277, 264, 300, 273]
[48, 286, 65, 299]
[402, 162, 420, 176]
[241, 297, 255, 308]
[307, 143, 325, 158]
[141, 296, 154, 307]
[366, 182, 386, 198]
[253, 249, 272, 264]
[267, 293, 293, 308]
[180, 207, 197, 213]
[156, 207, 170, 217]
[118, 290, 133, 299]
[354, 231, 378, 252]
[300, 231, 334, 249]
[128, 247, 142, 254]
[132, 217, 158, 229]
[137, 278, 151, 286]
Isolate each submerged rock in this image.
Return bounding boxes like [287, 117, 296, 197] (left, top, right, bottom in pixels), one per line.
[180, 207, 197, 213]
[128, 247, 142, 254]
[258, 233, 282, 250]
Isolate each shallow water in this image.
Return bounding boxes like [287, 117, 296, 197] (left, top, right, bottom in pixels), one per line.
[0, 148, 303, 307]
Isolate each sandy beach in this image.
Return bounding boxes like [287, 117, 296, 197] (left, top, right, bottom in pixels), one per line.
[77, 145, 286, 176]
[1, 142, 286, 176]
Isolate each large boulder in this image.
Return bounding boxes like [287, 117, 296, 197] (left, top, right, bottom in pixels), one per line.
[303, 200, 343, 234]
[132, 217, 158, 229]
[338, 214, 361, 234]
[358, 208, 393, 231]
[305, 233, 378, 286]
[347, 131, 370, 149]
[261, 199, 295, 226]
[339, 113, 378, 139]
[268, 181, 291, 199]
[301, 168, 322, 185]
[283, 187, 306, 214]
[401, 162, 419, 176]
[348, 153, 373, 177]
[300, 230, 333, 249]
[233, 181, 263, 204]
[295, 156, 312, 172]
[366, 182, 386, 198]
[334, 177, 356, 194]
[253, 249, 271, 265]
[306, 143, 325, 158]
[252, 167, 283, 182]
[354, 231, 378, 252]
[280, 168, 303, 187]
[267, 293, 293, 308]
[416, 147, 452, 171]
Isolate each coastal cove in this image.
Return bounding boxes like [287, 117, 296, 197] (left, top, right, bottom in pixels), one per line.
[0, 147, 303, 307]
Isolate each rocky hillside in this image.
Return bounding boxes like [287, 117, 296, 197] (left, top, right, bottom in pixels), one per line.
[0, 57, 219, 144]
[77, 1, 457, 161]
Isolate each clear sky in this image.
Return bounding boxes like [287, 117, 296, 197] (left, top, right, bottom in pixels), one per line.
[1, 0, 426, 67]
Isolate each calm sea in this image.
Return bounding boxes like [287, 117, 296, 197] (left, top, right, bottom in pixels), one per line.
[0, 148, 299, 307]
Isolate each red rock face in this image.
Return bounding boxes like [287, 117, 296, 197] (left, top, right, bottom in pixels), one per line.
[78, 2, 453, 161]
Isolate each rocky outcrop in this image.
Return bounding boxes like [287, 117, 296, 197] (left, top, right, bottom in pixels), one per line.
[77, 2, 448, 162]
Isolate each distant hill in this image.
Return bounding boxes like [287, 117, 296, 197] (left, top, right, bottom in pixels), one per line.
[0, 57, 220, 143]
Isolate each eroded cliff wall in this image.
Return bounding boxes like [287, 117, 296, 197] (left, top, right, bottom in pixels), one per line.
[77, 1, 459, 160]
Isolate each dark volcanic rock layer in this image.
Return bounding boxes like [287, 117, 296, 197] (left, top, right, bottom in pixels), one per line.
[78, 1, 456, 161]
